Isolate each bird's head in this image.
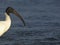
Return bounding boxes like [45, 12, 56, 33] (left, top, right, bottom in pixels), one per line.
[6, 7, 26, 26]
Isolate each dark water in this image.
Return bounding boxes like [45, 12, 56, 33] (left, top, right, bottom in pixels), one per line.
[0, 0, 60, 45]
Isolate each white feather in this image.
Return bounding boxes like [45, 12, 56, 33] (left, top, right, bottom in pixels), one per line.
[0, 13, 11, 36]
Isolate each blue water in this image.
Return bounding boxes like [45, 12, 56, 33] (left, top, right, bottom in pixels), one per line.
[0, 0, 60, 45]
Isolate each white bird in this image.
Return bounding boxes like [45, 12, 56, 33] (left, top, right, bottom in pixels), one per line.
[0, 7, 25, 36]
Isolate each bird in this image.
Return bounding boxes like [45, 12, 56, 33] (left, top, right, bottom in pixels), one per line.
[0, 7, 26, 37]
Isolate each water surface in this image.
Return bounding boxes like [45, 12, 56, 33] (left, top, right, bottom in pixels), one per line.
[0, 0, 60, 45]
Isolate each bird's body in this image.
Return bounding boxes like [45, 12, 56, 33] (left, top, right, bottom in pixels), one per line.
[0, 13, 11, 36]
[0, 7, 25, 37]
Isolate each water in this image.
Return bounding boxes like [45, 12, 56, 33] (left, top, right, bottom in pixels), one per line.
[0, 0, 60, 45]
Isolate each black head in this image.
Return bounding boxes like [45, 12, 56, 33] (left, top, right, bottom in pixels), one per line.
[6, 7, 26, 26]
[6, 7, 15, 15]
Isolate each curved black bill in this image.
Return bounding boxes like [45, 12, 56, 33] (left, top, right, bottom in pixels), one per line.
[13, 10, 26, 26]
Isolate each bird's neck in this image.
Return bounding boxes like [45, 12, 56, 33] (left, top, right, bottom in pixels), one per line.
[5, 13, 11, 22]
[5, 13, 11, 27]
